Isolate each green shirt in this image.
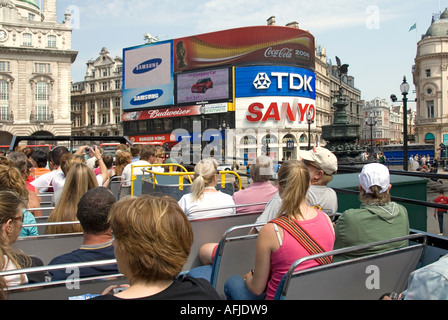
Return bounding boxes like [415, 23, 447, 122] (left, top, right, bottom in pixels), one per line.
[333, 202, 410, 262]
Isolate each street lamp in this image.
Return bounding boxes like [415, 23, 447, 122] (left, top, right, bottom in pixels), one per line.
[365, 112, 377, 157]
[306, 109, 313, 150]
[400, 76, 410, 171]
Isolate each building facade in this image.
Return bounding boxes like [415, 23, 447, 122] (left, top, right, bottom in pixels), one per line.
[71, 47, 123, 137]
[0, 0, 77, 144]
[362, 98, 391, 152]
[413, 8, 448, 151]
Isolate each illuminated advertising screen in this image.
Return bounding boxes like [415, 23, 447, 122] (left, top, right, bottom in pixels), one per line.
[173, 26, 315, 72]
[176, 68, 231, 105]
[235, 66, 316, 100]
[235, 96, 316, 130]
[123, 41, 174, 110]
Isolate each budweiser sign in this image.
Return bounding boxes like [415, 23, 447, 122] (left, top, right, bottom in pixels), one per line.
[122, 106, 200, 122]
[146, 108, 192, 119]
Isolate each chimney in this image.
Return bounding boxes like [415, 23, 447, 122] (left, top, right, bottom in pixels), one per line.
[267, 16, 276, 26]
[286, 21, 299, 28]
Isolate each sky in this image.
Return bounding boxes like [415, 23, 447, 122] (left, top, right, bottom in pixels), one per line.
[54, 0, 448, 110]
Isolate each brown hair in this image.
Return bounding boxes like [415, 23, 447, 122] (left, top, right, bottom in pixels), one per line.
[109, 194, 193, 283]
[359, 185, 391, 206]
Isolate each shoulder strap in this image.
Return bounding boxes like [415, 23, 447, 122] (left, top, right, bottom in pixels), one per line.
[271, 215, 332, 265]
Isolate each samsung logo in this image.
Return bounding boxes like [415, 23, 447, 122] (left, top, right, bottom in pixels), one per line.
[130, 89, 163, 105]
[133, 58, 162, 74]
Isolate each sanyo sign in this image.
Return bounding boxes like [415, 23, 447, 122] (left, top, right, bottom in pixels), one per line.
[235, 97, 317, 130]
[235, 66, 316, 100]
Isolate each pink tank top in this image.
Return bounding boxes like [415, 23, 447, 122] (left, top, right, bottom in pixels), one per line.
[266, 210, 335, 300]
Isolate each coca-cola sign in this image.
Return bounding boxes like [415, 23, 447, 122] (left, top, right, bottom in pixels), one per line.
[264, 47, 293, 59]
[173, 26, 315, 71]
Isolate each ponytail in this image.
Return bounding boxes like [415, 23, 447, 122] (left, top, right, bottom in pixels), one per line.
[277, 160, 310, 219]
[191, 158, 219, 201]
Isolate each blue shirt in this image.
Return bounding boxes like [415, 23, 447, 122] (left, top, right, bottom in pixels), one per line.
[402, 254, 448, 300]
[48, 240, 119, 281]
[20, 209, 38, 237]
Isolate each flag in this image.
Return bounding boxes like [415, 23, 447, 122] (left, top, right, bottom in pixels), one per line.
[409, 23, 417, 32]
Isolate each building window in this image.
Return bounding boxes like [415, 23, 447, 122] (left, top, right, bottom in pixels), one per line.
[22, 33, 32, 46]
[28, 13, 35, 21]
[427, 100, 435, 118]
[47, 35, 57, 48]
[426, 69, 431, 77]
[101, 99, 109, 109]
[0, 61, 10, 72]
[90, 83, 95, 93]
[114, 97, 121, 108]
[90, 100, 95, 110]
[115, 80, 121, 89]
[102, 81, 108, 91]
[34, 63, 50, 73]
[90, 114, 95, 125]
[0, 80, 9, 120]
[34, 81, 50, 120]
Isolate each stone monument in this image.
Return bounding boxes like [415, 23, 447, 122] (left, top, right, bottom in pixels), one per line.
[321, 57, 363, 163]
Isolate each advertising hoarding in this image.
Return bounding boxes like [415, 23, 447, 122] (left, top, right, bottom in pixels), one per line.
[123, 41, 174, 110]
[235, 66, 316, 100]
[122, 103, 228, 122]
[173, 26, 315, 72]
[176, 68, 231, 105]
[236, 96, 317, 130]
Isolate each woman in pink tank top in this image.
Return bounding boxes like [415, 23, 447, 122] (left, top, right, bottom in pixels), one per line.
[224, 160, 335, 300]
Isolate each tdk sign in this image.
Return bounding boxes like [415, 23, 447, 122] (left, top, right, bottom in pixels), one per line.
[133, 58, 162, 74]
[236, 66, 316, 100]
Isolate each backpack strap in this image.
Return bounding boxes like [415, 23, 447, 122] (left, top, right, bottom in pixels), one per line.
[271, 215, 332, 265]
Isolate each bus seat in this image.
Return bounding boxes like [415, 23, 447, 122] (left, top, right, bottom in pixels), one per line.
[209, 223, 265, 299]
[274, 233, 427, 300]
[184, 212, 261, 271]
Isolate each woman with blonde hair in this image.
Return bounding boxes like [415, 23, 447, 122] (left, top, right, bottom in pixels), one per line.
[224, 160, 335, 300]
[46, 163, 98, 234]
[0, 190, 44, 299]
[92, 194, 220, 300]
[178, 158, 235, 219]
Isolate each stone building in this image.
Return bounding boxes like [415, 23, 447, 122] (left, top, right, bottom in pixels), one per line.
[413, 8, 448, 150]
[71, 47, 123, 137]
[0, 0, 77, 144]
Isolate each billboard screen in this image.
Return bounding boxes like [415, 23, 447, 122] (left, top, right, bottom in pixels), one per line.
[235, 96, 316, 130]
[176, 68, 231, 105]
[123, 41, 174, 110]
[235, 66, 316, 100]
[173, 26, 315, 72]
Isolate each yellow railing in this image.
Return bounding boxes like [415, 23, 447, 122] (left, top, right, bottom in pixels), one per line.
[129, 163, 241, 195]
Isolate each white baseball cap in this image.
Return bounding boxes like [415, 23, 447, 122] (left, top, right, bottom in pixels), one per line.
[359, 163, 390, 194]
[298, 147, 338, 175]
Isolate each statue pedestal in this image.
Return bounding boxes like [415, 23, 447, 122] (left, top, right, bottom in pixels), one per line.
[321, 100, 363, 163]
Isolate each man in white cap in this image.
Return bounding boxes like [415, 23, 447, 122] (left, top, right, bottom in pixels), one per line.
[333, 163, 409, 262]
[253, 147, 339, 228]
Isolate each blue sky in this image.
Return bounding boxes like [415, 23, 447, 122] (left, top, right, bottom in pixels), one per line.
[55, 0, 447, 109]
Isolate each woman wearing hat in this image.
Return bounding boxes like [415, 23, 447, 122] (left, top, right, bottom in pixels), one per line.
[333, 163, 410, 262]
